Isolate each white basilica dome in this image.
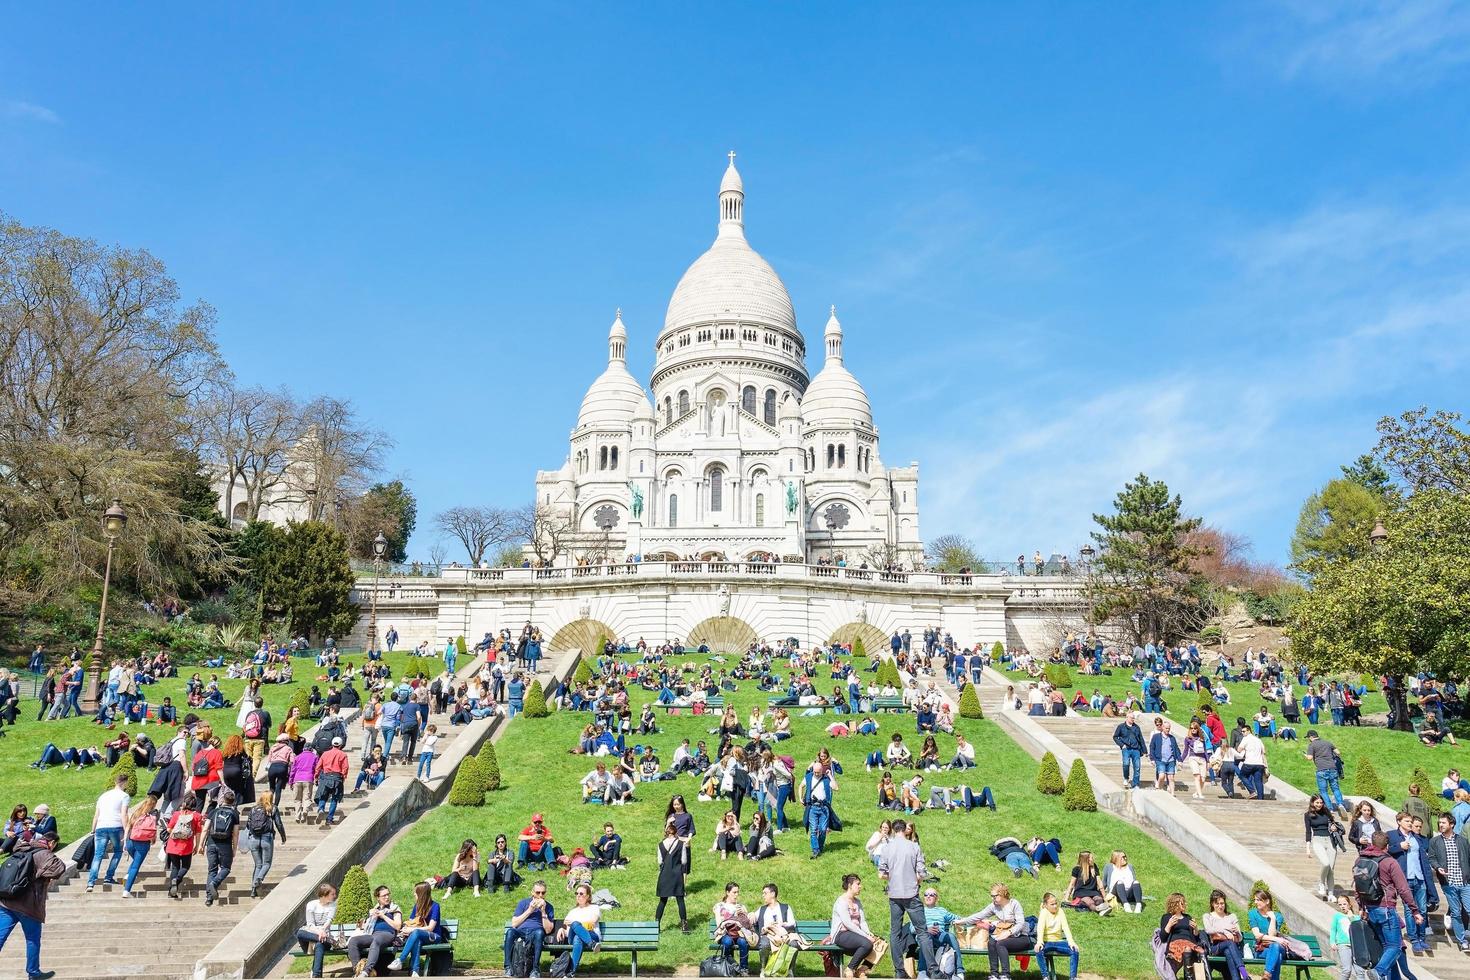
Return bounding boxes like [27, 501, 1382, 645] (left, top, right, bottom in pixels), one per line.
[801, 307, 873, 428]
[577, 310, 654, 428]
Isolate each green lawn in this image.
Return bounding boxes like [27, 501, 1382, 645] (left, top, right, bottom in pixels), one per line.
[0, 650, 422, 834]
[994, 663, 1465, 810]
[369, 657, 1220, 977]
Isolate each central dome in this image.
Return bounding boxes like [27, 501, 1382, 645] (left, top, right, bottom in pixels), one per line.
[664, 235, 797, 335]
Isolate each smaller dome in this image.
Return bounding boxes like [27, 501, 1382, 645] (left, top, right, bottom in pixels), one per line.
[577, 310, 651, 428]
[802, 307, 873, 428]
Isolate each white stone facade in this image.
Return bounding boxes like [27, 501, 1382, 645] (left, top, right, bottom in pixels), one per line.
[534, 155, 920, 567]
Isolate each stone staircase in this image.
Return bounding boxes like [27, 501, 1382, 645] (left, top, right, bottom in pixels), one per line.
[0, 687, 472, 980]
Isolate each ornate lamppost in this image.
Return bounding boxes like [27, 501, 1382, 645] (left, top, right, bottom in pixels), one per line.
[367, 530, 388, 654]
[83, 499, 128, 712]
[1079, 544, 1095, 575]
[1369, 519, 1388, 549]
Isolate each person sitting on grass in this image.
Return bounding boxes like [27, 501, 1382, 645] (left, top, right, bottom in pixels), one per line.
[885, 733, 912, 769]
[590, 822, 624, 868]
[1063, 851, 1107, 914]
[441, 838, 482, 898]
[712, 810, 745, 860]
[899, 774, 926, 813]
[950, 733, 976, 769]
[917, 736, 941, 771]
[1419, 714, 1458, 747]
[1103, 850, 1144, 912]
[581, 762, 610, 804]
[518, 813, 556, 869]
[876, 772, 901, 811]
[746, 811, 776, 860]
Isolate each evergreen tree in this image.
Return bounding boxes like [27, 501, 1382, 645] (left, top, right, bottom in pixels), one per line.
[448, 756, 486, 806]
[1089, 474, 1205, 644]
[1354, 757, 1386, 802]
[1036, 751, 1066, 794]
[335, 865, 373, 922]
[523, 680, 549, 718]
[455, 635, 467, 662]
[1410, 767, 1445, 818]
[853, 635, 867, 662]
[1290, 478, 1385, 571]
[253, 521, 357, 642]
[1062, 758, 1097, 812]
[573, 656, 594, 686]
[991, 641, 1005, 660]
[478, 740, 502, 791]
[289, 686, 312, 721]
[108, 753, 138, 796]
[958, 682, 984, 719]
[1043, 663, 1072, 689]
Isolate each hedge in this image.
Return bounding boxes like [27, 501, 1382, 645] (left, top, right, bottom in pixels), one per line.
[478, 739, 502, 791]
[958, 682, 984, 719]
[448, 756, 486, 806]
[1354, 756, 1386, 803]
[523, 680, 550, 718]
[108, 753, 138, 797]
[1062, 758, 1097, 811]
[335, 865, 373, 923]
[1036, 751, 1066, 795]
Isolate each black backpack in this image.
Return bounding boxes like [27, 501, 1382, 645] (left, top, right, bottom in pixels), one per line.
[0, 849, 34, 898]
[193, 755, 211, 778]
[313, 722, 340, 756]
[210, 805, 236, 841]
[246, 805, 271, 836]
[507, 933, 535, 978]
[1353, 854, 1385, 904]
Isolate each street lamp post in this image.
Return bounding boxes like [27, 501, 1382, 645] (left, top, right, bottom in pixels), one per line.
[83, 499, 128, 712]
[1369, 519, 1388, 550]
[1079, 544, 1095, 575]
[367, 530, 388, 654]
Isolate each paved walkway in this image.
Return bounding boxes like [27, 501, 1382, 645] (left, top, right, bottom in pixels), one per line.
[982, 668, 1470, 980]
[0, 657, 496, 980]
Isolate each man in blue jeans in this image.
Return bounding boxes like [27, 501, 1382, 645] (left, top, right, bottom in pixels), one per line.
[87, 773, 131, 891]
[377, 696, 402, 762]
[1111, 712, 1145, 789]
[1387, 811, 1435, 953]
[1429, 813, 1470, 952]
[0, 837, 65, 980]
[1362, 832, 1423, 978]
[1303, 731, 1348, 817]
[503, 880, 555, 975]
[803, 763, 835, 858]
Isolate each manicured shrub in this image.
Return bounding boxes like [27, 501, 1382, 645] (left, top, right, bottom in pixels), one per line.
[523, 679, 549, 718]
[1036, 751, 1066, 795]
[108, 753, 137, 797]
[991, 641, 1005, 660]
[573, 656, 594, 686]
[1043, 663, 1072, 689]
[289, 687, 311, 720]
[852, 636, 867, 662]
[958, 682, 984, 719]
[456, 635, 467, 659]
[1354, 756, 1386, 802]
[1359, 674, 1379, 693]
[1411, 767, 1445, 818]
[447, 756, 486, 806]
[1063, 758, 1097, 811]
[335, 865, 372, 923]
[477, 739, 502, 791]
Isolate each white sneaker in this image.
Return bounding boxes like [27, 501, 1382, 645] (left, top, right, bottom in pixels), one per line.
[1097, 904, 1110, 916]
[387, 958, 404, 971]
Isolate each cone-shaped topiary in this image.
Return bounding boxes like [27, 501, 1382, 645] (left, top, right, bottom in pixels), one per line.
[958, 682, 984, 719]
[573, 656, 594, 686]
[523, 679, 550, 718]
[289, 686, 312, 721]
[877, 658, 904, 689]
[108, 753, 138, 796]
[456, 635, 468, 660]
[596, 634, 608, 657]
[991, 641, 1005, 660]
[1036, 751, 1066, 794]
[1354, 756, 1386, 802]
[1410, 767, 1445, 818]
[1062, 758, 1097, 811]
[1043, 663, 1072, 689]
[335, 864, 373, 923]
[853, 636, 867, 662]
[477, 739, 502, 791]
[448, 756, 486, 806]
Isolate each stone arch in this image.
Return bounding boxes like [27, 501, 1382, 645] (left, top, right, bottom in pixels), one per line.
[687, 616, 757, 653]
[829, 622, 888, 657]
[548, 618, 617, 656]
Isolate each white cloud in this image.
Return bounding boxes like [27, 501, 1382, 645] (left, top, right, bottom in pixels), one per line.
[0, 99, 61, 125]
[1271, 0, 1470, 83]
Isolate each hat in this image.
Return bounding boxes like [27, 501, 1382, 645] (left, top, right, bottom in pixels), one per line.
[34, 804, 49, 815]
[276, 733, 291, 742]
[533, 813, 544, 822]
[332, 737, 343, 746]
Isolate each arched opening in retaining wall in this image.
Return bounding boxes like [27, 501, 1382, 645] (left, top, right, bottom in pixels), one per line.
[687, 616, 757, 653]
[548, 618, 618, 657]
[828, 622, 889, 658]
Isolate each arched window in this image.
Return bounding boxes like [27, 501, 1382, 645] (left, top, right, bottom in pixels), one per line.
[755, 494, 765, 527]
[610, 446, 619, 469]
[741, 386, 756, 415]
[664, 396, 672, 421]
[827, 444, 835, 467]
[599, 446, 608, 470]
[709, 467, 724, 512]
[808, 448, 815, 471]
[668, 494, 678, 528]
[838, 444, 846, 467]
[678, 390, 690, 416]
[763, 389, 776, 425]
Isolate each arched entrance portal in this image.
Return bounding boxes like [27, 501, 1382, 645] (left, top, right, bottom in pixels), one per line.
[687, 616, 757, 654]
[828, 623, 888, 658]
[548, 618, 617, 657]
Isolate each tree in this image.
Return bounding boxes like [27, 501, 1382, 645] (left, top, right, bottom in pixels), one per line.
[1289, 478, 1385, 572]
[1036, 752, 1065, 794]
[1043, 663, 1072, 689]
[1088, 474, 1205, 645]
[258, 521, 358, 642]
[523, 680, 549, 718]
[108, 754, 138, 796]
[514, 503, 574, 566]
[1354, 757, 1386, 802]
[199, 382, 302, 524]
[1374, 407, 1470, 495]
[345, 480, 417, 562]
[291, 396, 392, 517]
[448, 756, 486, 806]
[0, 212, 231, 597]
[573, 657, 594, 686]
[958, 682, 983, 719]
[928, 534, 981, 573]
[1289, 488, 1470, 730]
[1410, 767, 1445, 819]
[1062, 759, 1097, 812]
[477, 740, 502, 791]
[434, 505, 516, 566]
[1341, 453, 1395, 497]
[335, 865, 372, 922]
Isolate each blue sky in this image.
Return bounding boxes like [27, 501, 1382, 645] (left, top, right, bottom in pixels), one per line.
[4, 2, 1468, 565]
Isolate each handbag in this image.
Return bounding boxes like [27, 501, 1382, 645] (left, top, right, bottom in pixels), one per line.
[865, 937, 889, 967]
[700, 954, 740, 977]
[762, 939, 799, 977]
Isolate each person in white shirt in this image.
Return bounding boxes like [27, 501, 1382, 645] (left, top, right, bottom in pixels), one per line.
[87, 773, 132, 890]
[297, 883, 338, 978]
[950, 734, 976, 769]
[1237, 731, 1269, 800]
[581, 762, 611, 802]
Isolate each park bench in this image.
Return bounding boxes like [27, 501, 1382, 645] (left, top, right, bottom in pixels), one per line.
[542, 919, 661, 977]
[659, 695, 724, 714]
[872, 695, 907, 713]
[292, 918, 458, 976]
[1206, 933, 1334, 980]
[707, 919, 842, 974]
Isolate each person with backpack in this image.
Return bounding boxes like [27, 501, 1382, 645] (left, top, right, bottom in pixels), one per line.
[0, 835, 66, 980]
[1356, 831, 1423, 979]
[121, 794, 160, 899]
[203, 787, 240, 906]
[164, 791, 204, 899]
[242, 796, 286, 898]
[314, 736, 350, 826]
[189, 724, 223, 809]
[241, 695, 270, 780]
